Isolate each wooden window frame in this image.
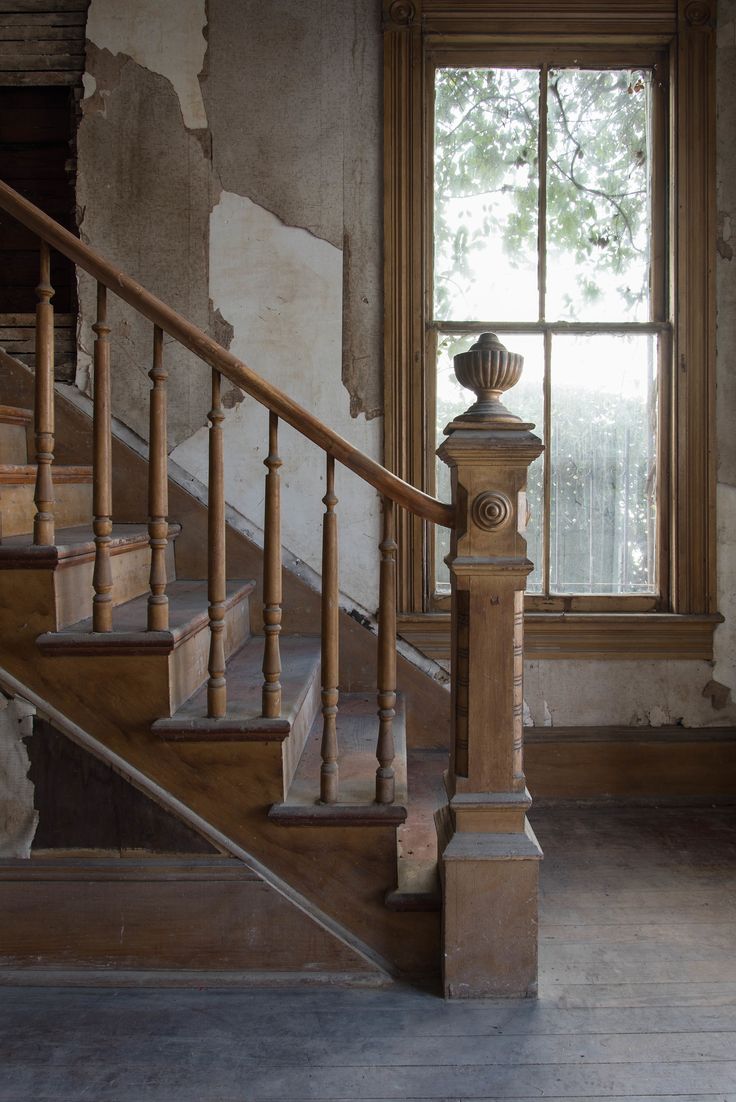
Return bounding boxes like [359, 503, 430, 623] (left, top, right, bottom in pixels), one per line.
[383, 0, 719, 660]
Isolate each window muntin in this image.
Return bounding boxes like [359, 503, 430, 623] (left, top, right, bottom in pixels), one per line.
[432, 61, 663, 600]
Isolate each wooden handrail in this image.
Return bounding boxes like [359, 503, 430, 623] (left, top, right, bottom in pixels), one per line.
[0, 179, 453, 529]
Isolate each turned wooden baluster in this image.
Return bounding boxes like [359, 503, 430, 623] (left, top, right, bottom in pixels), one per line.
[207, 369, 227, 717]
[261, 411, 282, 717]
[147, 325, 169, 630]
[32, 241, 55, 546]
[319, 454, 339, 803]
[92, 282, 113, 631]
[375, 497, 397, 804]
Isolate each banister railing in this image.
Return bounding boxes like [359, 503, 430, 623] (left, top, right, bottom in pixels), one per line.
[1, 179, 544, 996]
[0, 179, 452, 529]
[0, 176, 451, 799]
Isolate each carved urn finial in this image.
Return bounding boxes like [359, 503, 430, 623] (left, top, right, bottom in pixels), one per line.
[452, 332, 524, 424]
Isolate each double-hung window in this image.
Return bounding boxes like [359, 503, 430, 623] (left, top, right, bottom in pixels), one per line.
[383, 0, 718, 660]
[433, 56, 666, 608]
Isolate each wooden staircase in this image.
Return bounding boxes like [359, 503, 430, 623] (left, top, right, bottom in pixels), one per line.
[0, 396, 444, 982]
[0, 178, 545, 997]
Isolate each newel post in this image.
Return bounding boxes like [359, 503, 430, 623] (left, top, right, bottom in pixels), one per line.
[436, 333, 544, 999]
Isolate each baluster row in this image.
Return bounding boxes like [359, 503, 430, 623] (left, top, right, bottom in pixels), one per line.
[28, 241, 399, 798]
[315, 457, 398, 807]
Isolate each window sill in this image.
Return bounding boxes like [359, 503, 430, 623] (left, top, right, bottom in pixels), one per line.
[397, 612, 723, 662]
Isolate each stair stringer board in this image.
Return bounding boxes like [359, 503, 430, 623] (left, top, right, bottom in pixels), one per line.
[0, 664, 392, 982]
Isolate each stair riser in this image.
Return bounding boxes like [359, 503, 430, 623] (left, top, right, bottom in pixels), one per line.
[0, 482, 92, 538]
[39, 595, 251, 724]
[0, 586, 252, 729]
[168, 594, 251, 714]
[55, 541, 177, 630]
[174, 741, 287, 805]
[164, 660, 321, 805]
[282, 658, 322, 795]
[0, 424, 29, 465]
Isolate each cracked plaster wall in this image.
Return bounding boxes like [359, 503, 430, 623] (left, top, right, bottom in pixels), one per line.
[75, 0, 736, 724]
[79, 0, 382, 606]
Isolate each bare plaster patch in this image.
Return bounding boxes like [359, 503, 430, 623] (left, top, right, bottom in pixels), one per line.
[86, 0, 208, 129]
[0, 693, 38, 858]
[170, 191, 382, 610]
[201, 0, 383, 419]
[523, 657, 736, 728]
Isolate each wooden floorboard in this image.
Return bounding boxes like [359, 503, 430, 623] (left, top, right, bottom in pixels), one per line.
[0, 805, 734, 1101]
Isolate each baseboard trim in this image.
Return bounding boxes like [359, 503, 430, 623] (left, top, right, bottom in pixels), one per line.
[0, 969, 391, 989]
[525, 725, 736, 798]
[525, 724, 736, 743]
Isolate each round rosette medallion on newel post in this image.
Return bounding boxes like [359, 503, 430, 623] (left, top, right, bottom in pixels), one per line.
[436, 331, 545, 1000]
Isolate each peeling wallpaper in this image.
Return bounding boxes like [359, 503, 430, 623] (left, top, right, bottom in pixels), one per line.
[170, 191, 382, 610]
[75, 0, 736, 724]
[85, 0, 208, 129]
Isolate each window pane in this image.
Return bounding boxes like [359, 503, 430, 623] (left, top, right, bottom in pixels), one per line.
[550, 333, 657, 594]
[546, 69, 652, 322]
[434, 68, 539, 322]
[435, 333, 544, 593]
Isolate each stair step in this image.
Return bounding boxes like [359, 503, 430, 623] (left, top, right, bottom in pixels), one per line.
[0, 522, 180, 569]
[0, 464, 93, 538]
[36, 578, 253, 656]
[0, 521, 180, 630]
[0, 406, 32, 465]
[153, 635, 321, 741]
[269, 693, 408, 827]
[385, 747, 446, 912]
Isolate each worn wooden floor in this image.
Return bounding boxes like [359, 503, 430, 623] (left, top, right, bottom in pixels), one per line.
[1, 805, 735, 1101]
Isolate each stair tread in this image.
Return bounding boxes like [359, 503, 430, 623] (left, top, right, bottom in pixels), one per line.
[153, 634, 321, 739]
[270, 692, 409, 825]
[36, 578, 254, 654]
[0, 405, 32, 426]
[386, 747, 447, 911]
[0, 464, 93, 484]
[0, 522, 181, 566]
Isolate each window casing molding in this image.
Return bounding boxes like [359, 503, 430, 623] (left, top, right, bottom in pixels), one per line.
[383, 0, 719, 658]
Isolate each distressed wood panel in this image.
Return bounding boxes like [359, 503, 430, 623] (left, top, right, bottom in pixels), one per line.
[27, 718, 218, 854]
[0, 0, 87, 82]
[0, 858, 377, 974]
[0, 312, 75, 381]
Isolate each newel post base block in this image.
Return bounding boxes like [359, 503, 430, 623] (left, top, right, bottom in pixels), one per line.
[436, 791, 542, 999]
